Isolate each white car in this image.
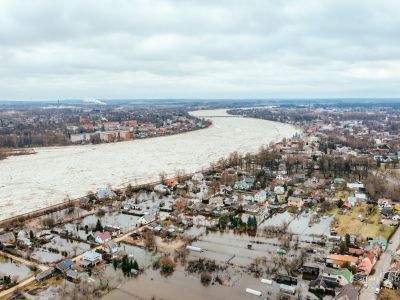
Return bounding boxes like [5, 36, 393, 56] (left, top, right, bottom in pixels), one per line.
[375, 287, 380, 294]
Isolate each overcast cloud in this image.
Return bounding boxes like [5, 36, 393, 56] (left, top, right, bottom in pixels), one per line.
[0, 0, 399, 100]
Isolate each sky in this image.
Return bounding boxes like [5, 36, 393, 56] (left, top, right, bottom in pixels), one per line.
[0, 0, 399, 100]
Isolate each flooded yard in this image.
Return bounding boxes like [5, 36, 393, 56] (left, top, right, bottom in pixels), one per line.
[31, 249, 64, 264]
[43, 236, 91, 257]
[80, 212, 140, 232]
[119, 243, 162, 269]
[0, 255, 34, 282]
[190, 231, 294, 266]
[262, 211, 333, 236]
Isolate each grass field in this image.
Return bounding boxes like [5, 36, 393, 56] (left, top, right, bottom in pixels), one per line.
[331, 204, 395, 240]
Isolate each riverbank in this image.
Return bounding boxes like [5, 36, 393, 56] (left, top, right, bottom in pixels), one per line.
[0, 148, 36, 160]
[0, 120, 211, 161]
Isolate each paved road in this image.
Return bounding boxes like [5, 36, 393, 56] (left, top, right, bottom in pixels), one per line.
[359, 226, 400, 300]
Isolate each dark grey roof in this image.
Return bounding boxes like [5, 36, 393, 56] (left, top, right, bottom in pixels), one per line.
[335, 283, 358, 300]
[55, 259, 73, 271]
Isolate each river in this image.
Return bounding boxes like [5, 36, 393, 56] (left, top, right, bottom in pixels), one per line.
[0, 109, 297, 221]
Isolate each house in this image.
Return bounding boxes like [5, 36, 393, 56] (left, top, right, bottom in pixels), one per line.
[234, 177, 255, 191]
[310, 276, 341, 293]
[94, 231, 112, 244]
[326, 254, 358, 268]
[378, 198, 393, 208]
[254, 190, 267, 203]
[346, 182, 364, 191]
[276, 174, 288, 181]
[99, 131, 115, 142]
[354, 192, 367, 203]
[243, 204, 260, 214]
[269, 196, 282, 210]
[66, 269, 80, 282]
[333, 178, 347, 186]
[292, 173, 306, 183]
[347, 196, 358, 207]
[70, 133, 92, 143]
[103, 240, 119, 254]
[335, 283, 359, 300]
[81, 251, 102, 267]
[17, 230, 32, 247]
[55, 259, 73, 273]
[323, 267, 353, 285]
[274, 185, 285, 195]
[118, 130, 132, 140]
[96, 188, 114, 200]
[154, 184, 168, 194]
[367, 236, 387, 251]
[356, 256, 374, 275]
[302, 262, 321, 277]
[165, 179, 178, 187]
[348, 248, 364, 257]
[287, 196, 304, 208]
[138, 213, 156, 225]
[36, 268, 55, 282]
[381, 207, 394, 217]
[192, 173, 204, 182]
[0, 232, 16, 246]
[104, 225, 121, 237]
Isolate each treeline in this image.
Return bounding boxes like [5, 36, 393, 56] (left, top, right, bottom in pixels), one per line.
[0, 131, 69, 148]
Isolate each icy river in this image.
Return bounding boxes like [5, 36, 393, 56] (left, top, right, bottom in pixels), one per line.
[0, 109, 297, 220]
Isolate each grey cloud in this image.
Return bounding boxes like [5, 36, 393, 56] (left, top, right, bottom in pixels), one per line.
[0, 0, 399, 99]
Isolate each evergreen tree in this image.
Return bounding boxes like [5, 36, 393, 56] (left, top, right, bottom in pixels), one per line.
[133, 260, 139, 270]
[95, 219, 103, 232]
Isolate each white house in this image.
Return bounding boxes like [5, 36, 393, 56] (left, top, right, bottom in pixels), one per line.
[94, 231, 112, 244]
[138, 213, 156, 226]
[274, 186, 285, 195]
[254, 190, 267, 203]
[82, 251, 102, 266]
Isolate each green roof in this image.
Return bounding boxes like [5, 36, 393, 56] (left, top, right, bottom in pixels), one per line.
[334, 178, 346, 184]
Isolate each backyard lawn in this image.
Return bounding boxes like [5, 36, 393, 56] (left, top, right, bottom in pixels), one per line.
[331, 204, 395, 240]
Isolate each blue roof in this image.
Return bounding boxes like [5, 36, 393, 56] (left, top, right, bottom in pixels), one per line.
[56, 259, 73, 271]
[97, 188, 114, 199]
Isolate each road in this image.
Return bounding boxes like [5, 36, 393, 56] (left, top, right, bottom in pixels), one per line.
[359, 226, 400, 300]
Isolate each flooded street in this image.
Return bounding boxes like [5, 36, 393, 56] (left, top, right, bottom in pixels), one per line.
[103, 267, 266, 300]
[0, 109, 297, 220]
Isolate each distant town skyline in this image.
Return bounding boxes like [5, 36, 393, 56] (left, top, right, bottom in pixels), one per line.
[0, 0, 399, 100]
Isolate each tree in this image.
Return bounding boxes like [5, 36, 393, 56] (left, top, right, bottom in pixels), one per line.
[159, 256, 174, 276]
[345, 234, 351, 248]
[200, 272, 212, 286]
[132, 260, 139, 271]
[337, 198, 344, 208]
[143, 231, 156, 250]
[95, 219, 103, 232]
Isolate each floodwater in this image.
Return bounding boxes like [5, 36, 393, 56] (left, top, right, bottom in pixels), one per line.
[119, 243, 162, 269]
[262, 211, 333, 237]
[80, 211, 140, 232]
[0, 255, 33, 282]
[103, 267, 275, 300]
[0, 109, 297, 221]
